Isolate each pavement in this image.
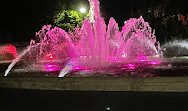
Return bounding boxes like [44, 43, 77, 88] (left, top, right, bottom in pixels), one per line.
[0, 88, 188, 111]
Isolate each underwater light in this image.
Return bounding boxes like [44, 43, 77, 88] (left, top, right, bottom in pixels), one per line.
[45, 54, 53, 60]
[127, 64, 136, 69]
[138, 57, 147, 62]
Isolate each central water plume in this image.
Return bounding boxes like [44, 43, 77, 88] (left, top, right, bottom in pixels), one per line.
[75, 0, 162, 69]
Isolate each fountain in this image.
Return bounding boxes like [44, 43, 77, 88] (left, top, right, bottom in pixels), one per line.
[162, 40, 188, 58]
[4, 0, 163, 77]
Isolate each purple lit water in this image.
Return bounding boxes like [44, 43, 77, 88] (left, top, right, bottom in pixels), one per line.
[5, 0, 164, 77]
[70, 0, 162, 71]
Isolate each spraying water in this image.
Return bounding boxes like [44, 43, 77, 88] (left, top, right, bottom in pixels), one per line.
[5, 0, 162, 77]
[4, 43, 40, 76]
[59, 0, 162, 77]
[162, 40, 188, 57]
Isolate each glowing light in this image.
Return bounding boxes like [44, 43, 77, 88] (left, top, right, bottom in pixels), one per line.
[45, 53, 53, 60]
[49, 54, 53, 59]
[45, 67, 57, 71]
[138, 57, 147, 62]
[47, 65, 52, 67]
[106, 107, 111, 111]
[80, 7, 86, 13]
[72, 66, 84, 70]
[122, 53, 127, 58]
[83, 55, 87, 59]
[49, 68, 53, 71]
[67, 63, 73, 66]
[127, 64, 136, 69]
[80, 55, 87, 59]
[44, 64, 59, 71]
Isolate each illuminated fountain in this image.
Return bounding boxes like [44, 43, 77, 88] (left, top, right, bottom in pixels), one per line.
[58, 0, 162, 77]
[4, 0, 162, 77]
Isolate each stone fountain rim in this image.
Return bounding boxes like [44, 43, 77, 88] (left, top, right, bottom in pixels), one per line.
[1, 76, 188, 92]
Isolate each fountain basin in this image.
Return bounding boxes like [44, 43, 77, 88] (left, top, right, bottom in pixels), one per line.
[0, 56, 188, 92]
[2, 56, 186, 77]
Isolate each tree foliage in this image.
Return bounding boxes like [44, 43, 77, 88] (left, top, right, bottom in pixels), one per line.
[53, 10, 89, 31]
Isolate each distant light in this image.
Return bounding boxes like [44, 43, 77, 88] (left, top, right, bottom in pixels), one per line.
[106, 107, 111, 111]
[80, 7, 86, 13]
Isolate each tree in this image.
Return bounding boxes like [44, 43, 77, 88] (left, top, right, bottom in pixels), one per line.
[53, 9, 89, 31]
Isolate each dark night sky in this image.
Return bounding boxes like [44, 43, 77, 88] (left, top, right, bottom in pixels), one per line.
[0, 0, 187, 42]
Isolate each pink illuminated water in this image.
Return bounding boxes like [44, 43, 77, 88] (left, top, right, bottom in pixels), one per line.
[43, 64, 61, 72]
[127, 64, 136, 69]
[4, 0, 163, 77]
[0, 45, 17, 61]
[72, 66, 84, 70]
[149, 61, 159, 65]
[28, 0, 162, 70]
[137, 57, 147, 62]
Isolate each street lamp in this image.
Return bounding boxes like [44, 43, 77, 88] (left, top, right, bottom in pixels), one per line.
[80, 7, 86, 20]
[80, 7, 86, 14]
